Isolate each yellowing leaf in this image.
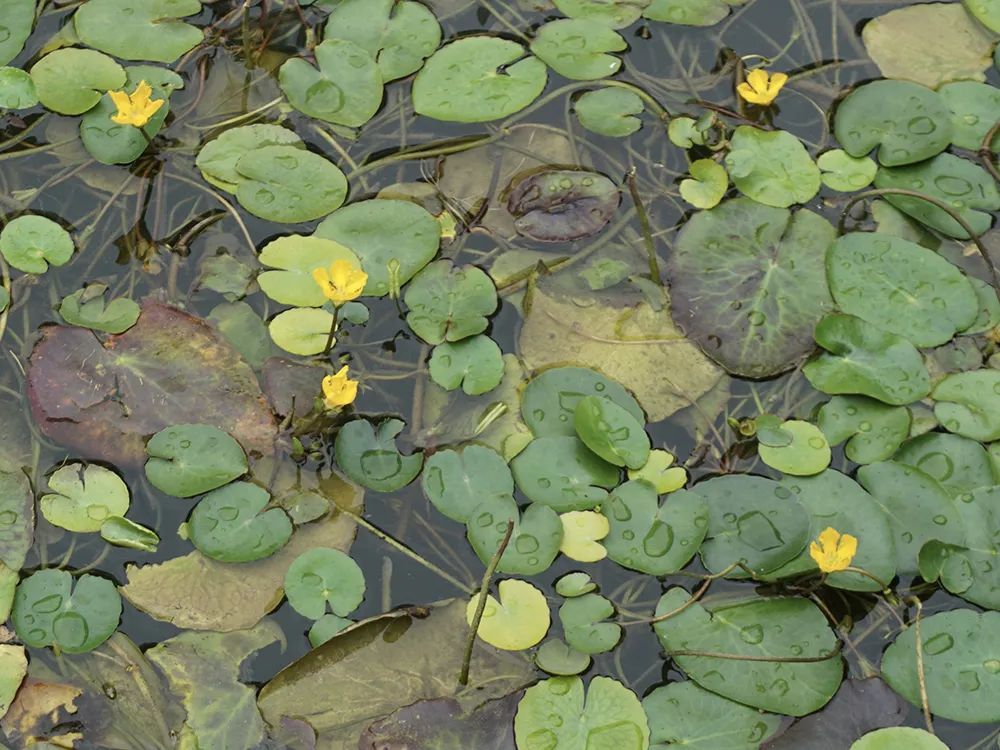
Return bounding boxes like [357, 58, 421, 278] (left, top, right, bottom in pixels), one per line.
[627, 449, 687, 494]
[559, 511, 610, 562]
[466, 579, 550, 651]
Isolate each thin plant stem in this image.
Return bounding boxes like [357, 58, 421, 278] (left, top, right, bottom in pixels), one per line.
[626, 168, 662, 285]
[907, 596, 935, 735]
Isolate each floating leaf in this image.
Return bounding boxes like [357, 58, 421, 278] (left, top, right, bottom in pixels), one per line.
[506, 169, 620, 242]
[188, 482, 292, 562]
[511, 435, 619, 511]
[816, 396, 910, 464]
[817, 149, 876, 192]
[680, 158, 728, 209]
[940, 81, 1000, 152]
[335, 418, 423, 492]
[428, 335, 505, 395]
[559, 510, 609, 562]
[530, 19, 626, 80]
[269, 307, 335, 356]
[257, 235, 360, 307]
[575, 87, 643, 136]
[627, 449, 687, 493]
[514, 676, 649, 749]
[850, 728, 948, 750]
[965, 0, 1000, 32]
[535, 639, 591, 676]
[309, 614, 352, 647]
[644, 681, 780, 749]
[284, 547, 365, 619]
[933, 369, 1000, 442]
[521, 366, 644, 438]
[29, 49, 126, 115]
[235, 145, 348, 223]
[554, 0, 649, 27]
[467, 495, 563, 575]
[40, 463, 129, 533]
[314, 199, 440, 297]
[145, 424, 248, 498]
[724, 127, 820, 208]
[413, 37, 547, 122]
[0, 645, 27, 722]
[74, 0, 202, 63]
[757, 421, 830, 477]
[467, 579, 550, 651]
[573, 395, 650, 469]
[0, 468, 33, 570]
[555, 572, 597, 598]
[403, 260, 497, 344]
[421, 444, 514, 523]
[12, 569, 121, 653]
[559, 593, 619, 653]
[881, 609, 1000, 723]
[0, 67, 37, 109]
[59, 285, 140, 334]
[0, 0, 33, 66]
[644, 0, 743, 25]
[895, 432, 996, 497]
[279, 39, 383, 127]
[100, 516, 159, 552]
[654, 588, 841, 715]
[803, 314, 931, 406]
[0, 215, 74, 274]
[196, 124, 304, 193]
[668, 197, 835, 378]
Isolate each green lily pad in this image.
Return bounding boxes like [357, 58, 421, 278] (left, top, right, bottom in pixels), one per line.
[40, 463, 130, 534]
[817, 396, 910, 464]
[962, 276, 1000, 335]
[421, 444, 514, 523]
[668, 115, 710, 147]
[803, 314, 931, 406]
[601, 481, 708, 575]
[74, 0, 202, 63]
[308, 614, 353, 647]
[940, 81, 1000, 151]
[198, 253, 255, 300]
[100, 516, 159, 552]
[0, 468, 34, 571]
[851, 728, 948, 750]
[467, 495, 563, 575]
[145, 424, 248, 498]
[413, 37, 547, 122]
[284, 547, 365, 619]
[335, 418, 423, 492]
[29, 48, 127, 115]
[559, 593, 620, 654]
[521, 366, 644, 438]
[554, 572, 596, 597]
[280, 39, 383, 128]
[234, 145, 348, 223]
[554, 0, 649, 27]
[195, 124, 304, 193]
[680, 158, 728, 209]
[724, 127, 820, 208]
[511, 435, 620, 511]
[895, 433, 996, 497]
[530, 19, 626, 80]
[757, 420, 831, 476]
[653, 588, 842, 716]
[933, 369, 1000, 442]
[428, 335, 505, 395]
[0, 215, 74, 274]
[535, 639, 591, 676]
[12, 569, 121, 653]
[965, 0, 1000, 32]
[323, 0, 441, 82]
[403, 260, 497, 344]
[506, 169, 620, 242]
[0, 0, 33, 66]
[188, 482, 292, 563]
[268, 308, 336, 356]
[856, 461, 965, 574]
[668, 197, 835, 378]
[514, 676, 649, 750]
[59, 284, 140, 334]
[575, 87, 643, 137]
[874, 153, 1000, 239]
[833, 80, 952, 167]
[817, 149, 877, 192]
[257, 235, 360, 307]
[573, 395, 650, 469]
[0, 67, 37, 109]
[827, 232, 977, 347]
[881, 609, 1000, 723]
[644, 0, 742, 25]
[314, 199, 440, 297]
[643, 681, 780, 749]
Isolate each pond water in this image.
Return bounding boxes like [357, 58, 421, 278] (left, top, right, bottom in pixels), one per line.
[1, 0, 1000, 748]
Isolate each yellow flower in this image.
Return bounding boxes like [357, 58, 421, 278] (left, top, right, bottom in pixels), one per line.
[109, 80, 165, 128]
[322, 366, 358, 409]
[312, 259, 368, 306]
[809, 527, 858, 573]
[737, 69, 788, 106]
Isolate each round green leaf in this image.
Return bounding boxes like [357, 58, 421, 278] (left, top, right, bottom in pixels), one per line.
[308, 614, 353, 647]
[59, 285, 140, 334]
[428, 335, 504, 396]
[575, 87, 643, 137]
[643, 681, 781, 750]
[334, 418, 423, 492]
[196, 124, 304, 193]
[188, 482, 292, 563]
[466, 495, 562, 575]
[833, 80, 952, 167]
[535, 639, 591, 676]
[851, 728, 948, 750]
[0, 215, 74, 274]
[554, 572, 596, 598]
[257, 235, 360, 307]
[695, 474, 811, 577]
[644, 0, 738, 25]
[314, 199, 440, 297]
[521, 366, 645, 438]
[40, 463, 130, 533]
[680, 158, 728, 209]
[757, 420, 831, 476]
[284, 547, 365, 619]
[817, 395, 910, 464]
[268, 308, 335, 356]
[895, 432, 996, 497]
[965, 0, 1000, 32]
[554, 0, 649, 27]
[559, 593, 620, 654]
[99, 516, 159, 552]
[145, 424, 248, 498]
[0, 0, 34, 66]
[74, 0, 202, 63]
[940, 81, 1000, 152]
[530, 19, 626, 81]
[514, 676, 649, 750]
[602, 482, 708, 575]
[234, 145, 348, 223]
[29, 48, 127, 115]
[511, 435, 619, 511]
[933, 369, 1000, 442]
[573, 395, 650, 469]
[403, 260, 497, 344]
[421, 444, 514, 523]
[12, 569, 121, 653]
[881, 609, 1000, 723]
[0, 67, 37, 109]
[279, 39, 383, 128]
[817, 149, 876, 192]
[724, 127, 820, 208]
[412, 37, 547, 123]
[803, 314, 931, 406]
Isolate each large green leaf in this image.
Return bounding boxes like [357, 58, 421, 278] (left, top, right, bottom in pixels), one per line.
[530, 19, 626, 80]
[12, 569, 121, 653]
[74, 0, 202, 63]
[933, 369, 1000, 442]
[334, 418, 423, 492]
[894, 433, 996, 497]
[284, 548, 365, 619]
[467, 495, 563, 575]
[235, 145, 348, 223]
[403, 260, 497, 344]
[724, 127, 820, 208]
[279, 39, 383, 127]
[668, 197, 834, 378]
[421, 444, 514, 523]
[0, 0, 33, 66]
[511, 435, 620, 511]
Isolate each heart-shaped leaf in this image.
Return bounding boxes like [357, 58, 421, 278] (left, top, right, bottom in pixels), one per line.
[558, 510, 609, 562]
[817, 396, 910, 465]
[335, 418, 423, 492]
[235, 145, 348, 223]
[59, 284, 140, 333]
[421, 444, 514, 523]
[467, 495, 563, 575]
[428, 335, 505, 396]
[40, 463, 130, 533]
[521, 366, 644, 438]
[467, 579, 550, 650]
[575, 87, 643, 136]
[724, 127, 820, 207]
[145, 424, 248, 498]
[188, 482, 292, 563]
[403, 260, 497, 344]
[74, 0, 203, 63]
[284, 547, 365, 619]
[30, 49, 126, 115]
[0, 215, 74, 274]
[530, 19, 626, 80]
[559, 593, 620, 653]
[933, 369, 1000, 442]
[511, 435, 619, 511]
[573, 395, 650, 469]
[279, 39, 383, 127]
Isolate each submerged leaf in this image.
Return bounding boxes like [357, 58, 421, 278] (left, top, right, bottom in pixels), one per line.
[506, 169, 620, 242]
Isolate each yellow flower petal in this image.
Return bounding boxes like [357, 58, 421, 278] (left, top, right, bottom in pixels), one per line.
[108, 80, 165, 128]
[746, 68, 770, 92]
[737, 68, 787, 106]
[322, 365, 358, 409]
[559, 511, 610, 562]
[312, 259, 368, 306]
[809, 526, 858, 573]
[466, 579, 550, 651]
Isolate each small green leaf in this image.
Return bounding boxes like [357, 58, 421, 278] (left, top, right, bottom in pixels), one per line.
[100, 516, 159, 552]
[573, 395, 650, 469]
[268, 308, 335, 356]
[308, 614, 353, 647]
[554, 572, 596, 598]
[0, 215, 74, 274]
[0, 0, 33, 66]
[73, 0, 203, 63]
[257, 235, 360, 308]
[40, 463, 130, 533]
[335, 418, 423, 492]
[30, 48, 126, 115]
[0, 67, 38, 109]
[421, 444, 514, 523]
[933, 369, 1000, 442]
[279, 39, 383, 127]
[817, 149, 877, 192]
[724, 127, 820, 208]
[757, 420, 831, 476]
[680, 158, 728, 209]
[940, 81, 1000, 152]
[851, 728, 949, 750]
[403, 260, 497, 344]
[530, 19, 626, 80]
[284, 547, 365, 619]
[196, 124, 304, 193]
[817, 396, 910, 464]
[575, 87, 643, 137]
[0, 644, 27, 720]
[521, 366, 644, 438]
[59, 284, 140, 333]
[511, 435, 619, 511]
[145, 424, 248, 498]
[535, 639, 591, 676]
[467, 495, 563, 575]
[235, 145, 348, 223]
[188, 482, 292, 563]
[467, 578, 550, 650]
[428, 335, 505, 395]
[559, 593, 620, 654]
